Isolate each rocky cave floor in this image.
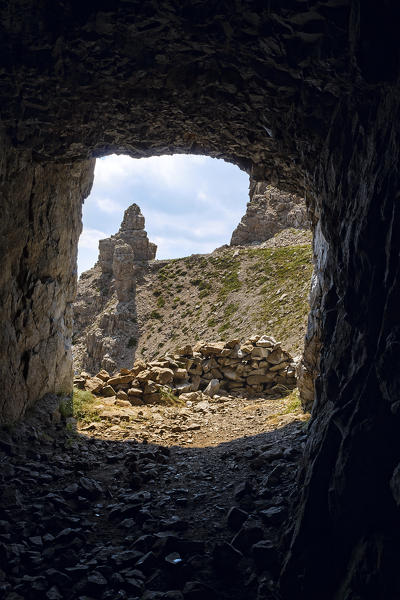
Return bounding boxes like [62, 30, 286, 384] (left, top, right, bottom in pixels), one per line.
[0, 394, 309, 600]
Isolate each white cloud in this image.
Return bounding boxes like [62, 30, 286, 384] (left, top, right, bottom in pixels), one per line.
[143, 209, 230, 240]
[96, 196, 121, 214]
[78, 228, 108, 249]
[197, 190, 207, 201]
[79, 154, 249, 270]
[94, 154, 136, 185]
[94, 153, 208, 191]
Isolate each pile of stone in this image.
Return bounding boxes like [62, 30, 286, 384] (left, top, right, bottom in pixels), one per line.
[75, 335, 296, 405]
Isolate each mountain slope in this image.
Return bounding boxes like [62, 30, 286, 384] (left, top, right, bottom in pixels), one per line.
[73, 228, 313, 373]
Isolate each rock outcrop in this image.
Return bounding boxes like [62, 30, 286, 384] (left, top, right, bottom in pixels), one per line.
[0, 129, 95, 422]
[76, 335, 297, 404]
[296, 221, 328, 412]
[73, 234, 313, 376]
[73, 204, 156, 374]
[99, 204, 156, 276]
[231, 184, 309, 246]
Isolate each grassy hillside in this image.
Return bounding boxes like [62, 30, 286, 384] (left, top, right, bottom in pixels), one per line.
[135, 231, 313, 360]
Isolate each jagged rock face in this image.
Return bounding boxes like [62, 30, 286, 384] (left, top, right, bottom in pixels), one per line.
[0, 129, 94, 422]
[1, 2, 400, 598]
[296, 221, 328, 412]
[120, 203, 145, 231]
[73, 203, 155, 374]
[231, 184, 309, 246]
[98, 203, 156, 276]
[112, 241, 136, 302]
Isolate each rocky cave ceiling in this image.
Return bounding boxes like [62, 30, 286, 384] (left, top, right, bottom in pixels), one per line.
[0, 0, 378, 192]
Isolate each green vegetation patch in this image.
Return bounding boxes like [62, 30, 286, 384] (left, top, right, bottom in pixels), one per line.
[282, 388, 302, 414]
[150, 310, 162, 320]
[159, 386, 184, 406]
[247, 244, 313, 353]
[127, 337, 137, 348]
[224, 302, 239, 318]
[207, 255, 242, 300]
[156, 296, 165, 308]
[61, 388, 101, 424]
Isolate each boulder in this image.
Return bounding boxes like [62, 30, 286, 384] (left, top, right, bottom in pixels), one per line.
[108, 374, 135, 386]
[95, 369, 110, 381]
[190, 375, 201, 392]
[238, 343, 253, 356]
[174, 382, 193, 395]
[149, 367, 174, 384]
[225, 339, 240, 348]
[246, 374, 275, 385]
[267, 347, 289, 365]
[144, 381, 159, 395]
[136, 370, 154, 383]
[85, 377, 104, 394]
[132, 360, 147, 375]
[180, 391, 206, 402]
[223, 368, 243, 382]
[251, 347, 270, 360]
[175, 344, 193, 356]
[198, 342, 225, 356]
[256, 335, 276, 348]
[101, 385, 116, 397]
[203, 379, 220, 397]
[173, 368, 188, 380]
[128, 387, 143, 398]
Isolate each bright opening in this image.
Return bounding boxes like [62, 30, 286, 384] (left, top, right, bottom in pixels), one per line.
[78, 154, 249, 275]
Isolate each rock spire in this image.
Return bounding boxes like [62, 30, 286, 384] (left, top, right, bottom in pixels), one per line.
[99, 203, 157, 276]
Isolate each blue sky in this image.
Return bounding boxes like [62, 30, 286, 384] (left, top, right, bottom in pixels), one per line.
[78, 154, 249, 275]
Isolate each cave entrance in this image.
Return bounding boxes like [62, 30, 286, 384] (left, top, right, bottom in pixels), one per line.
[78, 154, 249, 276]
[74, 153, 312, 388]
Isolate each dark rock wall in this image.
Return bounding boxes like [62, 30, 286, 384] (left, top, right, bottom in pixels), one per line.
[297, 219, 328, 412]
[282, 89, 400, 598]
[1, 1, 400, 598]
[0, 129, 94, 421]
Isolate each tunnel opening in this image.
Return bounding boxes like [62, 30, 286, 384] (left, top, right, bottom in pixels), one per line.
[78, 154, 250, 275]
[73, 153, 313, 406]
[0, 145, 315, 599]
[1, 1, 400, 597]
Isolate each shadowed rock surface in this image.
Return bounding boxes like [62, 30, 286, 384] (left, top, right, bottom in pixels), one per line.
[1, 2, 400, 598]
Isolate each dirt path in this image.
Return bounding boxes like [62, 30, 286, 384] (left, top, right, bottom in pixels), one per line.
[0, 394, 308, 600]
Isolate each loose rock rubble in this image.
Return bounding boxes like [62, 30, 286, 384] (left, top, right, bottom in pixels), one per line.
[0, 391, 308, 600]
[76, 336, 297, 406]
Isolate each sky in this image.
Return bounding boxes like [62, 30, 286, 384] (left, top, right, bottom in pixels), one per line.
[78, 153, 250, 275]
